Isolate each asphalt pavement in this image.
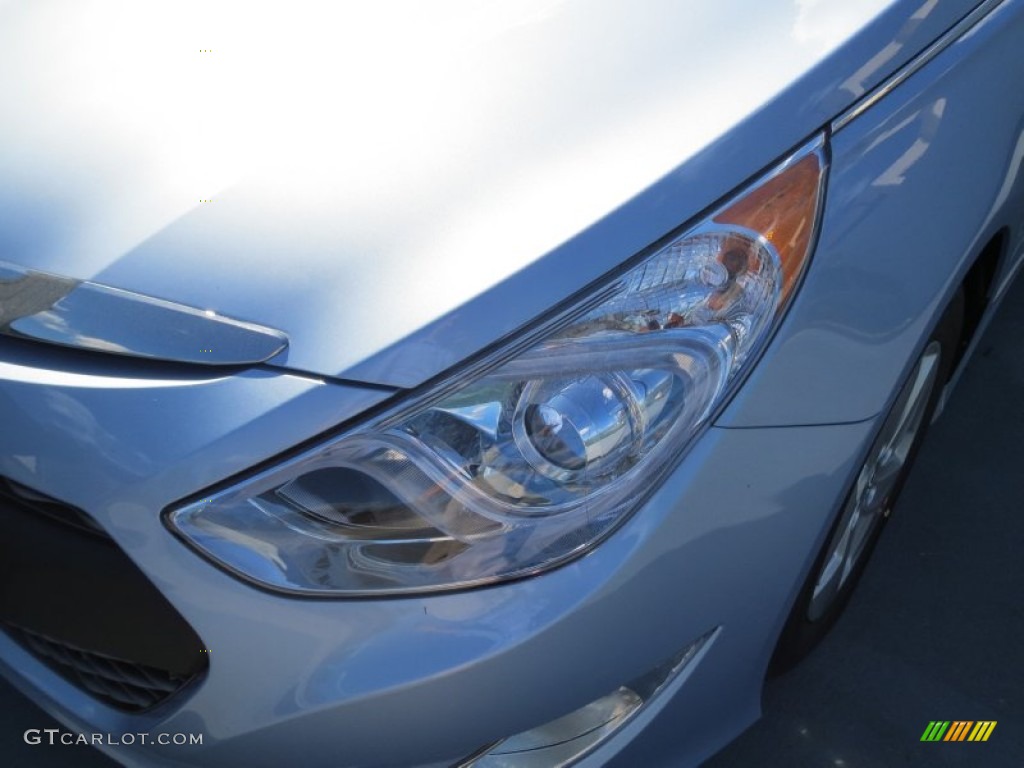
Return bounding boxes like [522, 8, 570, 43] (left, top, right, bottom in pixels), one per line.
[2, 276, 1022, 767]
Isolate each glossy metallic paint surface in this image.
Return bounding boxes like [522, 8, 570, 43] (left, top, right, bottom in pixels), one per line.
[2, 1, 1024, 766]
[0, 419, 877, 768]
[719, 0, 1024, 426]
[830, 0, 1006, 132]
[0, 0, 980, 388]
[0, 342, 394, 511]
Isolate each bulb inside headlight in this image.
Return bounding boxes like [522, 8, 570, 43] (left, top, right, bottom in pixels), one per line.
[515, 373, 642, 476]
[167, 136, 827, 595]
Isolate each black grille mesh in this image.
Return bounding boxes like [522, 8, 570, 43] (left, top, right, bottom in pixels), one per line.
[4, 622, 195, 711]
[1, 476, 207, 712]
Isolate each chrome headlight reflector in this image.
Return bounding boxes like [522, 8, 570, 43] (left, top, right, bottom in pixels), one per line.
[167, 137, 827, 595]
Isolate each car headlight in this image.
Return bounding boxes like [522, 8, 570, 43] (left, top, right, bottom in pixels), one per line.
[167, 135, 827, 595]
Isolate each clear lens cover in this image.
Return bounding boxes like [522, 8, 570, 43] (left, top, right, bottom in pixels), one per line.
[168, 137, 826, 595]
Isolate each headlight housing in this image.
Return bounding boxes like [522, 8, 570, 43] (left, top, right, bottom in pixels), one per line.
[167, 136, 827, 595]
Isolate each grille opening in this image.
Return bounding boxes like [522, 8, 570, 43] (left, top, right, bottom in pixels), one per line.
[4, 622, 199, 711]
[0, 477, 109, 538]
[0, 478, 207, 712]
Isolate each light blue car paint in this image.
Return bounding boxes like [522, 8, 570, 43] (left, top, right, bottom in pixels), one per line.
[2, 1, 1024, 766]
[0, 0, 982, 388]
[721, 0, 1024, 426]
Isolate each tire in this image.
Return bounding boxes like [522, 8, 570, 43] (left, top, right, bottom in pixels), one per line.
[769, 289, 964, 674]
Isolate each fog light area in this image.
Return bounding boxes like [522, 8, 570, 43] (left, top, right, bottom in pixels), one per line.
[458, 630, 715, 767]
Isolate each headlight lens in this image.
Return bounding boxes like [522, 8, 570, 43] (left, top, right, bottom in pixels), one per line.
[167, 136, 827, 595]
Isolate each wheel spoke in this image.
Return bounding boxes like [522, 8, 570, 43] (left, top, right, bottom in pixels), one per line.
[807, 341, 942, 622]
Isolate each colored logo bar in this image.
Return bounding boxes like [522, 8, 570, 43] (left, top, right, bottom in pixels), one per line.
[920, 721, 997, 742]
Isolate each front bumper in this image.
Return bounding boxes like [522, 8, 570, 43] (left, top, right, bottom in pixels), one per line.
[0, 342, 878, 767]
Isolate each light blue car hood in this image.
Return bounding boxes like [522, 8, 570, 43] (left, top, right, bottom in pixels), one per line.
[0, 0, 977, 387]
